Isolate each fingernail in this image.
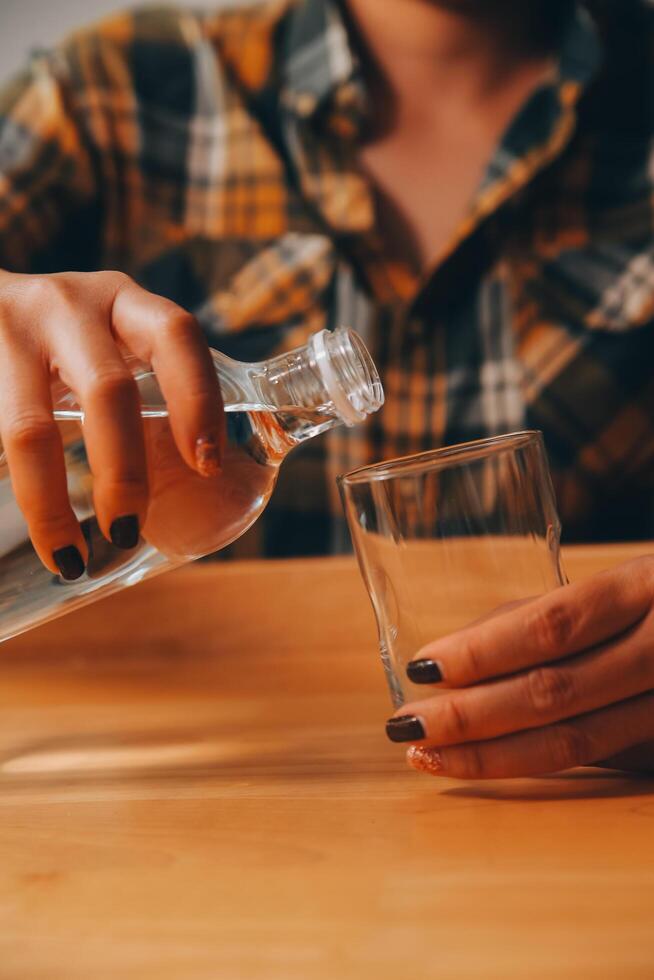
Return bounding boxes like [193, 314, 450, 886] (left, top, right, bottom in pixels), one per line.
[53, 545, 85, 581]
[385, 715, 426, 743]
[195, 435, 221, 477]
[110, 514, 140, 550]
[407, 659, 443, 684]
[407, 746, 444, 776]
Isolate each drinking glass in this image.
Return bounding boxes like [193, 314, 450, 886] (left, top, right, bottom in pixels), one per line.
[338, 431, 567, 707]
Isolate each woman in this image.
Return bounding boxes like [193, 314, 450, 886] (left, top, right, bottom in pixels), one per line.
[1, 0, 653, 776]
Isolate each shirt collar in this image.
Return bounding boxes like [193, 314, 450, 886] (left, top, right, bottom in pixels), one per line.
[474, 3, 602, 204]
[557, 2, 603, 91]
[279, 0, 602, 115]
[279, 0, 365, 122]
[215, 0, 602, 130]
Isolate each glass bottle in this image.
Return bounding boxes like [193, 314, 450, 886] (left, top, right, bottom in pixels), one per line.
[0, 328, 383, 644]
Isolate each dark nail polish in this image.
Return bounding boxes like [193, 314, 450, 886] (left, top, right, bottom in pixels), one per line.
[407, 659, 443, 684]
[385, 715, 426, 743]
[110, 515, 140, 550]
[53, 545, 85, 581]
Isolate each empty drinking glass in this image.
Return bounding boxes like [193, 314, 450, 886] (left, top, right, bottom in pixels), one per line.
[339, 431, 567, 707]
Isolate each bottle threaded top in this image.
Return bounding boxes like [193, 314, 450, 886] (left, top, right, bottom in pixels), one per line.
[309, 328, 384, 426]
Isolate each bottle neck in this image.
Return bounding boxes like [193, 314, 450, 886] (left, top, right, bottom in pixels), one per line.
[213, 328, 384, 448]
[257, 328, 384, 443]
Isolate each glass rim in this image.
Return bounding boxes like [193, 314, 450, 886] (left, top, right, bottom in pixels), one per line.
[337, 430, 544, 487]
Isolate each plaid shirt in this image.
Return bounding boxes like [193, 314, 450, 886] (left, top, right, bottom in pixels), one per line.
[1, 0, 654, 555]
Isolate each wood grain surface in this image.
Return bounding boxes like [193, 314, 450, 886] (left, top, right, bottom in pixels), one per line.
[0, 543, 653, 979]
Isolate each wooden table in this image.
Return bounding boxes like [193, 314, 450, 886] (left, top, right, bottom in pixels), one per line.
[0, 543, 653, 979]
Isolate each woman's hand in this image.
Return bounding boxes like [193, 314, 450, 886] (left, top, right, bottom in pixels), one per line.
[0, 270, 224, 578]
[386, 557, 654, 779]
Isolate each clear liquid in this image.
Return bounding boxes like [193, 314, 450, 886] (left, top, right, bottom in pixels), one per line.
[0, 406, 305, 644]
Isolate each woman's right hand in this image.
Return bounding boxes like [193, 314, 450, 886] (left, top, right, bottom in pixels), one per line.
[0, 269, 225, 578]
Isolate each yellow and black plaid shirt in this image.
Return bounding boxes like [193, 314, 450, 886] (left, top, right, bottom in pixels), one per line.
[1, 0, 654, 554]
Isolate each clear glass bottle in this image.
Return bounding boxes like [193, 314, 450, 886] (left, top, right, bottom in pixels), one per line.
[0, 328, 383, 644]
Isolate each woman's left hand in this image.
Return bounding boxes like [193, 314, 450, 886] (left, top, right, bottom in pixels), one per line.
[386, 556, 654, 779]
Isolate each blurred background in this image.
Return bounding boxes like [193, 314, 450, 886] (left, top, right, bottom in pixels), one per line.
[0, 0, 251, 84]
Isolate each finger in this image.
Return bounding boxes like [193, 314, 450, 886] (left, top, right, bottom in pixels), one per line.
[406, 597, 538, 686]
[0, 343, 87, 577]
[394, 618, 654, 747]
[408, 558, 654, 687]
[51, 323, 148, 549]
[405, 691, 654, 780]
[110, 279, 225, 476]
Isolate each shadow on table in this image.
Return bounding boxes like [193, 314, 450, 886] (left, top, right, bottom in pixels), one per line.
[441, 768, 654, 802]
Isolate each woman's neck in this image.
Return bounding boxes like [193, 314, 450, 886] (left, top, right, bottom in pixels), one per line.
[343, 0, 560, 129]
[339, 0, 565, 274]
